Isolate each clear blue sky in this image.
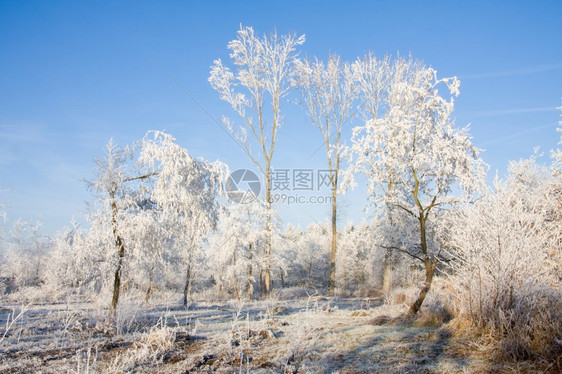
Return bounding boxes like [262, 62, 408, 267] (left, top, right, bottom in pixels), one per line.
[1, 0, 561, 234]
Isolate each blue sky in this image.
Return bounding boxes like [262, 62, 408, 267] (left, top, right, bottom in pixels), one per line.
[1, 0, 561, 234]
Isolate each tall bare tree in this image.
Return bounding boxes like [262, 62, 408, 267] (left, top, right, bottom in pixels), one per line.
[295, 55, 357, 295]
[209, 26, 305, 297]
[351, 53, 398, 292]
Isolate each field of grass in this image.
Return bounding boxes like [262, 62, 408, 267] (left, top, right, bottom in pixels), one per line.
[0, 296, 556, 373]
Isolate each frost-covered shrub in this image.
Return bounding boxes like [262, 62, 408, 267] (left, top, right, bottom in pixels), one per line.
[113, 297, 146, 335]
[448, 157, 562, 360]
[336, 221, 383, 296]
[277, 222, 330, 292]
[493, 286, 562, 360]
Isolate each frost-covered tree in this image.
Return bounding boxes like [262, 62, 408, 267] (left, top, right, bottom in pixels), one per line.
[139, 131, 224, 305]
[348, 59, 486, 314]
[85, 139, 157, 315]
[209, 26, 305, 297]
[295, 55, 357, 295]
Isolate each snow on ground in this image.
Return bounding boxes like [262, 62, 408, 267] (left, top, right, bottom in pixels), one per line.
[0, 296, 545, 373]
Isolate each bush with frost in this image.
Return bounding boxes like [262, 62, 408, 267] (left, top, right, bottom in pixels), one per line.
[448, 155, 562, 360]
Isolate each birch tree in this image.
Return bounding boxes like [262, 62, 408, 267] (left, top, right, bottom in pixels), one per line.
[85, 139, 157, 315]
[295, 55, 357, 295]
[209, 26, 305, 297]
[349, 61, 486, 314]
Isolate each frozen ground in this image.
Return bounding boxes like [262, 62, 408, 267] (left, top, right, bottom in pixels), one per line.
[0, 296, 550, 373]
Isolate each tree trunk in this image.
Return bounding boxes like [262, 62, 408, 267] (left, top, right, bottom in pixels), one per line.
[110, 250, 124, 315]
[307, 261, 312, 288]
[145, 271, 153, 302]
[408, 210, 435, 315]
[408, 261, 436, 315]
[382, 250, 394, 294]
[183, 262, 192, 307]
[247, 243, 253, 300]
[109, 193, 125, 316]
[233, 251, 240, 301]
[329, 182, 337, 295]
[264, 166, 272, 298]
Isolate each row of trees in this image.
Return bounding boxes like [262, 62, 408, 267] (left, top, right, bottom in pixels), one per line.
[209, 26, 486, 314]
